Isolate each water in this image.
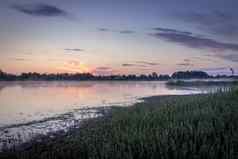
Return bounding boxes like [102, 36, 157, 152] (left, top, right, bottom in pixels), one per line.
[0, 81, 217, 150]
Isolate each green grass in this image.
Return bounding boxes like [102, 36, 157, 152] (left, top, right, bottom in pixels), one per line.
[1, 88, 238, 159]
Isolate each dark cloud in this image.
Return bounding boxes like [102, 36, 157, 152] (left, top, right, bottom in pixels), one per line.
[65, 48, 84, 52]
[95, 67, 111, 70]
[152, 28, 238, 52]
[179, 10, 238, 39]
[122, 63, 136, 67]
[97, 28, 136, 34]
[152, 27, 238, 62]
[122, 63, 147, 67]
[122, 61, 160, 67]
[11, 3, 68, 17]
[119, 30, 135, 34]
[153, 27, 192, 36]
[98, 28, 110, 32]
[135, 61, 160, 66]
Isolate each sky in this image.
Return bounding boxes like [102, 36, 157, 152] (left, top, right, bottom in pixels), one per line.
[0, 0, 238, 75]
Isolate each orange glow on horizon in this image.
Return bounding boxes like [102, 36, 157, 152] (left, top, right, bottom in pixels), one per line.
[58, 61, 92, 74]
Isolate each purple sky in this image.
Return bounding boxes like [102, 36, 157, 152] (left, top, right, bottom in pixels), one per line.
[0, 0, 238, 75]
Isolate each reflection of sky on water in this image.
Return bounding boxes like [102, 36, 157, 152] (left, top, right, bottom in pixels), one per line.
[0, 81, 203, 127]
[0, 81, 220, 151]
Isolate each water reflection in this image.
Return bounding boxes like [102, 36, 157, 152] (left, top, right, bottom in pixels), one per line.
[0, 81, 209, 150]
[0, 81, 202, 127]
[0, 107, 109, 151]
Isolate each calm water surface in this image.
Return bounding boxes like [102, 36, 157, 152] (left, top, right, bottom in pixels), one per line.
[0, 81, 217, 149]
[0, 81, 206, 127]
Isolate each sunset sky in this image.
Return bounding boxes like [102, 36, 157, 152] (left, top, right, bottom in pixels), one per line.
[0, 0, 238, 75]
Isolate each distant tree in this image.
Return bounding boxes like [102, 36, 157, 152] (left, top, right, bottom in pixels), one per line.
[127, 74, 137, 80]
[158, 74, 170, 80]
[152, 72, 158, 79]
[0, 69, 5, 80]
[172, 71, 209, 79]
[139, 74, 148, 80]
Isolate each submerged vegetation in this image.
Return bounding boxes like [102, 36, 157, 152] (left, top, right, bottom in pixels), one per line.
[1, 88, 238, 159]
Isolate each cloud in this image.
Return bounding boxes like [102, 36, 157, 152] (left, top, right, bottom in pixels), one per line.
[152, 27, 238, 62]
[153, 27, 192, 36]
[176, 63, 193, 66]
[122, 63, 147, 67]
[95, 67, 111, 70]
[135, 61, 160, 66]
[98, 28, 110, 32]
[219, 53, 238, 62]
[64, 48, 84, 52]
[179, 10, 238, 39]
[10, 58, 28, 61]
[119, 30, 135, 34]
[152, 27, 238, 52]
[97, 28, 136, 35]
[122, 61, 160, 67]
[11, 3, 68, 17]
[122, 63, 136, 67]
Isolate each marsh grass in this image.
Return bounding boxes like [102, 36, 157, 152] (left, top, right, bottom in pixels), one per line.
[1, 88, 238, 159]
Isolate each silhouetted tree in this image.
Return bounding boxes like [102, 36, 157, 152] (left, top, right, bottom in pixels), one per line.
[152, 72, 158, 79]
[0, 69, 3, 76]
[158, 74, 170, 80]
[2, 70, 236, 81]
[172, 71, 209, 79]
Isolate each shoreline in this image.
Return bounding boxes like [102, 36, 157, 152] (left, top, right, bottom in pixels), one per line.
[0, 89, 205, 152]
[0, 93, 221, 147]
[0, 94, 186, 152]
[0, 107, 111, 151]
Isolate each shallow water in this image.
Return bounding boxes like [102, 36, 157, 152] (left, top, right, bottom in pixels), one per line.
[0, 81, 221, 150]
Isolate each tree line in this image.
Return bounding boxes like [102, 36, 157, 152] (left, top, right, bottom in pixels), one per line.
[0, 69, 236, 81]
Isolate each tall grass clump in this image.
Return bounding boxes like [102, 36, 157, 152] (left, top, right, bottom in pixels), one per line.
[1, 88, 238, 159]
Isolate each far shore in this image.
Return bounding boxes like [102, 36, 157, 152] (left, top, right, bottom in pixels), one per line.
[166, 79, 238, 86]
